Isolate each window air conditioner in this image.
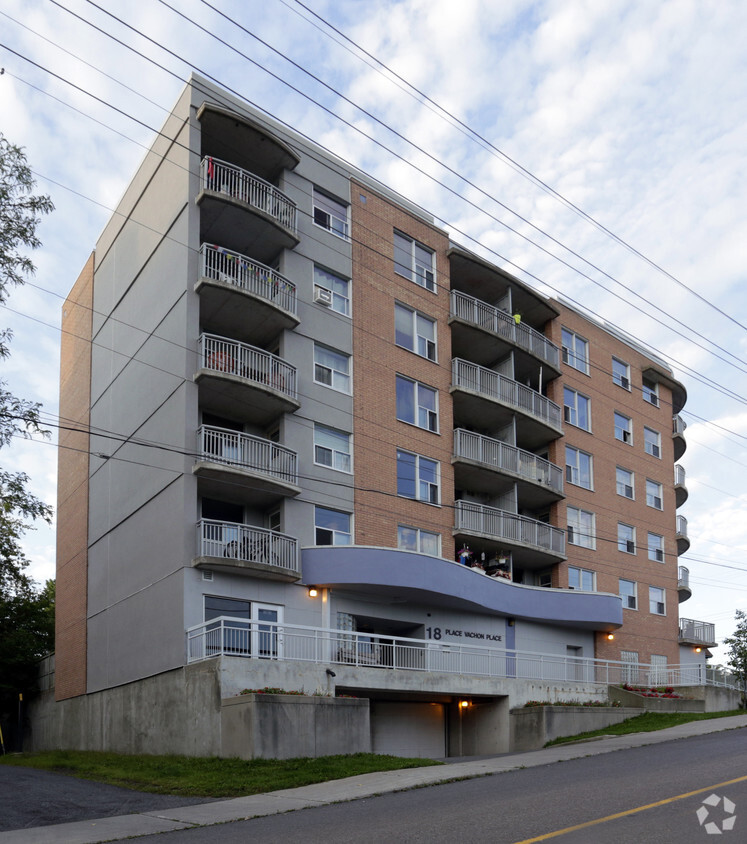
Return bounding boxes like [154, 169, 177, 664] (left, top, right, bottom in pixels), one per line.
[626, 596, 636, 609]
[625, 485, 633, 498]
[655, 549, 664, 562]
[621, 376, 630, 390]
[652, 445, 661, 458]
[654, 497, 662, 509]
[656, 602, 665, 614]
[626, 540, 635, 553]
[313, 286, 333, 306]
[623, 430, 631, 443]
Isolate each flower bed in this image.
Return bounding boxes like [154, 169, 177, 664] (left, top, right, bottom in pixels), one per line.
[621, 684, 683, 699]
[524, 699, 621, 708]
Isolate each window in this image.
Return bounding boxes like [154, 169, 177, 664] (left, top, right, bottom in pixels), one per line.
[568, 566, 596, 591]
[567, 507, 595, 549]
[650, 654, 668, 684]
[648, 533, 665, 562]
[644, 427, 661, 458]
[397, 449, 440, 504]
[561, 328, 589, 373]
[642, 377, 659, 407]
[398, 525, 441, 556]
[646, 479, 663, 510]
[396, 375, 438, 432]
[649, 585, 666, 616]
[564, 387, 591, 431]
[204, 597, 283, 658]
[565, 446, 592, 489]
[618, 523, 636, 554]
[394, 231, 435, 292]
[314, 424, 351, 472]
[612, 357, 631, 390]
[614, 411, 632, 444]
[313, 265, 350, 315]
[314, 343, 351, 393]
[621, 650, 640, 684]
[619, 579, 637, 610]
[313, 187, 348, 238]
[395, 302, 436, 360]
[616, 467, 634, 499]
[315, 506, 352, 545]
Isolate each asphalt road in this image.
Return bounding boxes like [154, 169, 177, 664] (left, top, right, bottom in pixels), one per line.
[128, 729, 747, 843]
[0, 764, 218, 832]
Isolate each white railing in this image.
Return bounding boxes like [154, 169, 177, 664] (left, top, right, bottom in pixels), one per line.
[450, 290, 560, 368]
[452, 358, 562, 431]
[185, 618, 734, 689]
[200, 243, 297, 315]
[673, 414, 687, 435]
[455, 500, 565, 556]
[198, 333, 297, 400]
[453, 429, 563, 495]
[675, 464, 686, 486]
[676, 514, 688, 537]
[678, 565, 690, 590]
[197, 521, 298, 573]
[200, 156, 297, 233]
[198, 426, 297, 485]
[679, 617, 716, 645]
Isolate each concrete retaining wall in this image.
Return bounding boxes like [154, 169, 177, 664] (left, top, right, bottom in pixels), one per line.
[611, 686, 704, 712]
[510, 706, 641, 751]
[677, 685, 741, 713]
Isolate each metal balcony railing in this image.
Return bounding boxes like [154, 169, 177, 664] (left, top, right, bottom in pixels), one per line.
[673, 415, 687, 435]
[450, 290, 560, 368]
[197, 520, 298, 573]
[452, 359, 563, 431]
[186, 618, 734, 689]
[675, 464, 686, 485]
[678, 565, 690, 589]
[198, 426, 297, 485]
[198, 333, 297, 400]
[679, 618, 716, 646]
[676, 514, 689, 537]
[455, 500, 565, 556]
[200, 244, 297, 315]
[200, 156, 297, 234]
[453, 429, 563, 495]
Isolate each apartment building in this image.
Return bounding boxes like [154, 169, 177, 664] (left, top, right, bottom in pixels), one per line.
[48, 75, 715, 758]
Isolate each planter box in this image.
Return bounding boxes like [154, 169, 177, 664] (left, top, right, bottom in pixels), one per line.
[221, 693, 370, 759]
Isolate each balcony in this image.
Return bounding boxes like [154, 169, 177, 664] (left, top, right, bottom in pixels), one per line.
[676, 514, 690, 555]
[678, 565, 692, 603]
[195, 333, 300, 425]
[451, 359, 563, 450]
[197, 244, 298, 346]
[193, 520, 299, 581]
[197, 157, 299, 264]
[679, 617, 717, 648]
[454, 500, 566, 567]
[193, 426, 300, 505]
[674, 463, 688, 508]
[673, 414, 687, 461]
[453, 429, 563, 509]
[449, 290, 561, 381]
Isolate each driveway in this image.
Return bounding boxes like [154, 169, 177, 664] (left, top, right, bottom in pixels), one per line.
[0, 764, 218, 831]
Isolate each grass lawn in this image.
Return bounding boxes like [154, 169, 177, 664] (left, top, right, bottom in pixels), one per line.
[0, 750, 442, 798]
[545, 709, 745, 747]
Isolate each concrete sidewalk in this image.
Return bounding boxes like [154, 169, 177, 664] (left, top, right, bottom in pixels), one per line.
[3, 714, 747, 844]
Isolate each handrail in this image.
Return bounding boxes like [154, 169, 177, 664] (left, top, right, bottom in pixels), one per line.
[450, 290, 560, 368]
[196, 520, 298, 572]
[197, 426, 297, 484]
[455, 499, 565, 555]
[676, 514, 688, 536]
[675, 464, 686, 485]
[678, 617, 716, 645]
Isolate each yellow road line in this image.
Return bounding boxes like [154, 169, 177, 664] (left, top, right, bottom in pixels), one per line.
[512, 773, 747, 843]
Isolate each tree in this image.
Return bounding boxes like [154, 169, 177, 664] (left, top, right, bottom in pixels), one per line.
[723, 609, 747, 707]
[0, 134, 54, 597]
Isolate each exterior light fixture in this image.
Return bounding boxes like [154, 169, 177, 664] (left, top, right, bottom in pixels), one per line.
[308, 587, 319, 598]
[607, 633, 615, 641]
[459, 700, 469, 708]
[695, 647, 702, 653]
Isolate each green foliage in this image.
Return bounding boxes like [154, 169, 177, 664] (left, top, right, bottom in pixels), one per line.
[723, 609, 747, 702]
[0, 750, 442, 797]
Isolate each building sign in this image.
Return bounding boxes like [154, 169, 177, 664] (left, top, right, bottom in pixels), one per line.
[426, 626, 502, 642]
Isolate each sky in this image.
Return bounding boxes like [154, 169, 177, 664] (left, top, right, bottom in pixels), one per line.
[1, 0, 746, 662]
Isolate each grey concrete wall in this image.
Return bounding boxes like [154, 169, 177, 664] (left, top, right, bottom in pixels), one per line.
[449, 697, 510, 756]
[221, 694, 370, 759]
[610, 686, 705, 712]
[670, 685, 741, 713]
[509, 706, 642, 752]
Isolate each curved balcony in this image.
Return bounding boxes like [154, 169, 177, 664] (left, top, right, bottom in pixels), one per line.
[193, 426, 300, 505]
[454, 500, 566, 567]
[677, 565, 692, 603]
[453, 429, 564, 509]
[673, 414, 687, 461]
[451, 358, 563, 449]
[197, 157, 299, 264]
[195, 333, 300, 425]
[676, 514, 690, 555]
[674, 464, 688, 508]
[449, 290, 561, 381]
[193, 520, 299, 581]
[197, 244, 298, 346]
